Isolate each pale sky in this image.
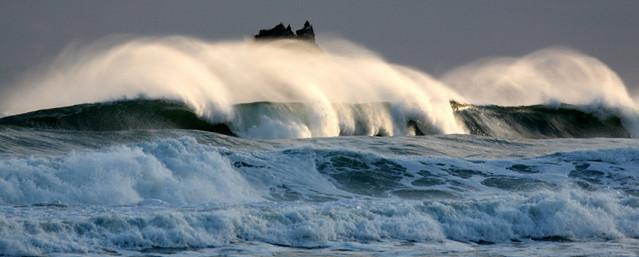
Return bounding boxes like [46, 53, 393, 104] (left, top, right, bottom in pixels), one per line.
[1, 0, 638, 95]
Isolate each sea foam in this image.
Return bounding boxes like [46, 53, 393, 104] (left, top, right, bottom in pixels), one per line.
[1, 190, 637, 256]
[1, 133, 639, 256]
[0, 137, 258, 205]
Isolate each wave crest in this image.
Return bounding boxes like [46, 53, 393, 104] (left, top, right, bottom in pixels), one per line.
[1, 37, 638, 138]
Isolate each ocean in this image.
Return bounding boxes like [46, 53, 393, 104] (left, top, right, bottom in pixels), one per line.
[0, 37, 638, 256]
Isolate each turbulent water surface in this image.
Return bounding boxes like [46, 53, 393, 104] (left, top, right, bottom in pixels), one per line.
[1, 37, 639, 256]
[1, 128, 638, 256]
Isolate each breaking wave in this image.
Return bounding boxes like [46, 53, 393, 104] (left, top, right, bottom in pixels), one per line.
[0, 98, 632, 138]
[0, 37, 638, 138]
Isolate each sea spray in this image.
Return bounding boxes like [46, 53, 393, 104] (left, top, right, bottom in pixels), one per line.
[1, 37, 638, 138]
[0, 37, 463, 137]
[443, 48, 639, 136]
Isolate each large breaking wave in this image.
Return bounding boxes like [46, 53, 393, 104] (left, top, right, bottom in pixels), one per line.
[0, 98, 632, 138]
[0, 36, 638, 139]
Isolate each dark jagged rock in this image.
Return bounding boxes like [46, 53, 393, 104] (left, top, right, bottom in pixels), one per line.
[295, 21, 315, 41]
[254, 20, 315, 43]
[254, 23, 295, 39]
[285, 24, 294, 35]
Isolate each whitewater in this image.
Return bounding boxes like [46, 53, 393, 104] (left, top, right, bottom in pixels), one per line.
[0, 36, 638, 256]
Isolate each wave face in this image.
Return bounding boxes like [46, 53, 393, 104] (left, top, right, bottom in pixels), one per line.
[0, 98, 632, 139]
[0, 99, 235, 135]
[452, 102, 631, 138]
[1, 130, 639, 256]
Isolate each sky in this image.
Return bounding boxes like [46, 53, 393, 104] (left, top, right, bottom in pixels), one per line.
[1, 0, 638, 96]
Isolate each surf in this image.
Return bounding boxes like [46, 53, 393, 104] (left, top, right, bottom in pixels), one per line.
[1, 130, 639, 256]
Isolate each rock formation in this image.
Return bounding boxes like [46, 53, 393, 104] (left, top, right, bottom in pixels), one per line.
[254, 21, 315, 43]
[295, 21, 315, 41]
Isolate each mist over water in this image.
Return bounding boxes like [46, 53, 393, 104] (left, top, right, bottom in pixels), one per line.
[443, 48, 639, 136]
[443, 48, 636, 107]
[1, 36, 637, 138]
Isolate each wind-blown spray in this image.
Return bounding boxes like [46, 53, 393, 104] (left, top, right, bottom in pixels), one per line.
[442, 48, 639, 136]
[1, 37, 464, 138]
[1, 37, 637, 138]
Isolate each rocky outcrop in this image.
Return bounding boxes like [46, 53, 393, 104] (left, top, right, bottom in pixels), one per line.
[295, 21, 315, 41]
[254, 21, 315, 43]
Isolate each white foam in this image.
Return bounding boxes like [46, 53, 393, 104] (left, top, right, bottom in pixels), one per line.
[0, 137, 259, 205]
[1, 189, 637, 256]
[1, 134, 639, 256]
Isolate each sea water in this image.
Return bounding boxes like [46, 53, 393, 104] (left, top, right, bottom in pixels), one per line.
[1, 128, 638, 256]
